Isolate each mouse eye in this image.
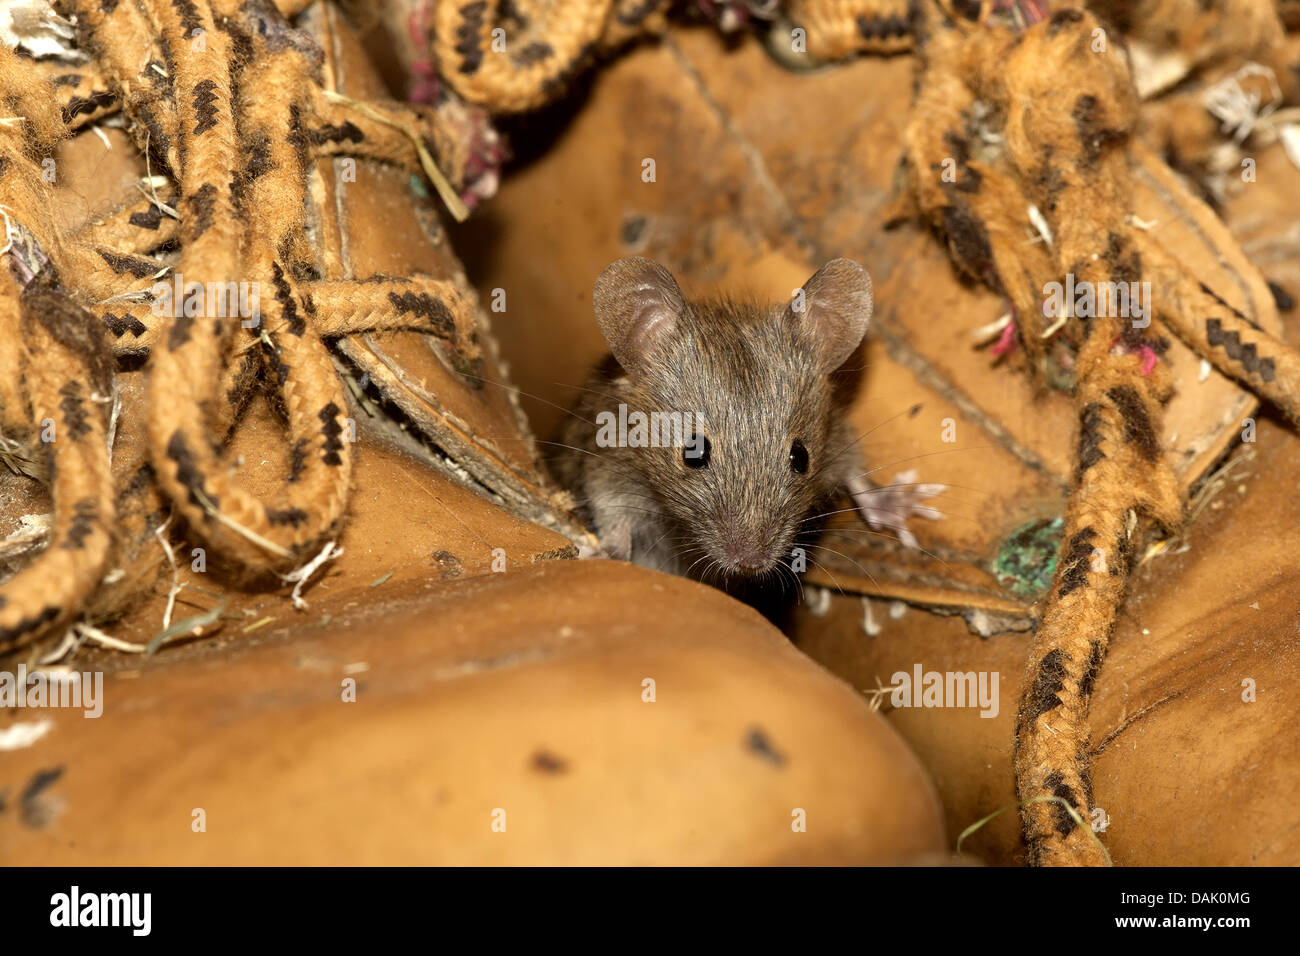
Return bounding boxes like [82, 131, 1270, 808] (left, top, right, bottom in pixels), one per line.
[789, 439, 809, 474]
[684, 435, 711, 469]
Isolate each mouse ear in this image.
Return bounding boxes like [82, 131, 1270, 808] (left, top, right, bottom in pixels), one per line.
[785, 258, 873, 372]
[593, 257, 685, 375]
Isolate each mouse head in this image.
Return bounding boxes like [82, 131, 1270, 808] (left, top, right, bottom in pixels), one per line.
[592, 256, 872, 581]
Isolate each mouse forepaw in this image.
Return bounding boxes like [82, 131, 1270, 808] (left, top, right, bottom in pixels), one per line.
[849, 469, 946, 550]
[579, 525, 632, 562]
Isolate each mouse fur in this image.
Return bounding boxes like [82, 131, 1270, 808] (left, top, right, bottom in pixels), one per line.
[550, 256, 941, 592]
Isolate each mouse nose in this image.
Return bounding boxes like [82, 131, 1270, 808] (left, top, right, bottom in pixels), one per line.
[722, 531, 769, 571]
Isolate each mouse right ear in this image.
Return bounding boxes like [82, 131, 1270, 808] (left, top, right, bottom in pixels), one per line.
[786, 258, 873, 373]
[593, 257, 685, 375]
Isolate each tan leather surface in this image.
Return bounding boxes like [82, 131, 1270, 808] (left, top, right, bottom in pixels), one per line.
[3, 561, 945, 865]
[795, 414, 1300, 866]
[306, 3, 586, 541]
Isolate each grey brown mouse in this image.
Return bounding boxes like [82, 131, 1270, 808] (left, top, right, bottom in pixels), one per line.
[551, 256, 943, 590]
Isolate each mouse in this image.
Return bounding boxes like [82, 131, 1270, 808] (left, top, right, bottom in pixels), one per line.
[550, 256, 944, 597]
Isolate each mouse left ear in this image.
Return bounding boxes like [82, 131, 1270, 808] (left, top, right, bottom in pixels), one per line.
[593, 257, 686, 376]
[785, 258, 872, 372]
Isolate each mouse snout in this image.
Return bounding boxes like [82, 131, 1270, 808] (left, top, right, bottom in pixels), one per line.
[723, 539, 766, 571]
[719, 522, 776, 573]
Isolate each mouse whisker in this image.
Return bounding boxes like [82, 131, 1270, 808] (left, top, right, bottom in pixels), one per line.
[797, 480, 979, 527]
[838, 479, 993, 500]
[824, 402, 940, 464]
[844, 444, 996, 484]
[562, 487, 662, 511]
[554, 380, 629, 408]
[682, 549, 714, 580]
[798, 542, 884, 593]
[536, 441, 661, 490]
[797, 480, 946, 525]
[805, 531, 957, 575]
[534, 439, 638, 468]
[644, 523, 685, 560]
[798, 554, 848, 597]
[822, 505, 984, 528]
[444, 371, 607, 430]
[776, 560, 803, 601]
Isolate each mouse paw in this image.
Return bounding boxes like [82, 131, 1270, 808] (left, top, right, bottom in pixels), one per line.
[577, 542, 610, 560]
[578, 527, 631, 562]
[849, 469, 945, 550]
